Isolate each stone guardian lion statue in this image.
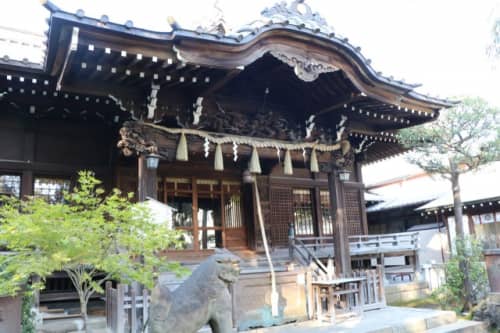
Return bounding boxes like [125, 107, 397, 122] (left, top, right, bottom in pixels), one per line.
[150, 254, 240, 333]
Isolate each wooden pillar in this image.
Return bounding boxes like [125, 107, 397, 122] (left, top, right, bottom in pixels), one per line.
[137, 155, 158, 202]
[355, 159, 369, 235]
[327, 170, 351, 275]
[21, 130, 35, 198]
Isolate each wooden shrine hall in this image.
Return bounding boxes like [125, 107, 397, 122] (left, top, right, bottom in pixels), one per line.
[0, 0, 454, 296]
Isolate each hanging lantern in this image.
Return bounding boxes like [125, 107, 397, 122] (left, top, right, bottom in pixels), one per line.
[248, 147, 261, 174]
[284, 149, 293, 175]
[176, 132, 188, 161]
[310, 149, 319, 173]
[214, 143, 224, 171]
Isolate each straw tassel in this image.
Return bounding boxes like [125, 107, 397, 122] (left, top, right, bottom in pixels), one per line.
[176, 132, 188, 161]
[248, 147, 261, 174]
[283, 149, 293, 175]
[214, 143, 224, 171]
[310, 149, 319, 173]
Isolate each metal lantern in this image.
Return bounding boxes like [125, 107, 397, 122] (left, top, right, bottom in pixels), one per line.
[145, 153, 161, 169]
[338, 169, 351, 182]
[242, 169, 255, 184]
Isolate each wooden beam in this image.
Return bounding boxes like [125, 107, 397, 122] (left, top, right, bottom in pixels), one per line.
[0, 159, 111, 175]
[201, 69, 241, 97]
[137, 155, 158, 202]
[56, 27, 79, 91]
[315, 94, 364, 116]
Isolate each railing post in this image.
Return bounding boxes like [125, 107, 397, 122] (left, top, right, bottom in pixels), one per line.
[116, 284, 125, 333]
[130, 286, 137, 333]
[143, 288, 149, 333]
[288, 223, 295, 259]
[105, 281, 112, 329]
[377, 265, 386, 306]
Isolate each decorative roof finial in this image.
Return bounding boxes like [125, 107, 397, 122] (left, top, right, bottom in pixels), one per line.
[196, 0, 228, 36]
[261, 0, 334, 34]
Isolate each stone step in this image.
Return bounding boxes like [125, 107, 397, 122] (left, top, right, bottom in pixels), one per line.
[424, 320, 487, 333]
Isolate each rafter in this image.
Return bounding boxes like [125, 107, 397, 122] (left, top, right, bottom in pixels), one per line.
[56, 27, 79, 91]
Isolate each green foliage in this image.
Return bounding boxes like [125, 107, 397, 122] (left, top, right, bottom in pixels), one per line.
[0, 171, 186, 318]
[433, 237, 489, 313]
[398, 97, 500, 177]
[21, 291, 36, 333]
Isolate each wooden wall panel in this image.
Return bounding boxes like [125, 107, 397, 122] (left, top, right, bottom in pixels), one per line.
[35, 132, 110, 166]
[269, 185, 293, 246]
[344, 188, 363, 236]
[0, 128, 24, 161]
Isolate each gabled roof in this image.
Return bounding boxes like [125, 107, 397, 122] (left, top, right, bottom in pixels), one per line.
[0, 0, 459, 163]
[365, 161, 500, 213]
[417, 162, 500, 211]
[1, 0, 455, 113]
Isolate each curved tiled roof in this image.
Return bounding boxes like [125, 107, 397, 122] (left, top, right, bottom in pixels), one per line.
[33, 0, 454, 109]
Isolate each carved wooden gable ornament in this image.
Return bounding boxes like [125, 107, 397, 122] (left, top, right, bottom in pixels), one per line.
[260, 0, 339, 82]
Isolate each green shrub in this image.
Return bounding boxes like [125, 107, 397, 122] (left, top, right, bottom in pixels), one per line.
[21, 292, 35, 333]
[433, 236, 489, 312]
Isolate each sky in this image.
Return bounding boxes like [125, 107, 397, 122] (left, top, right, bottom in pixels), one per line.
[1, 0, 499, 106]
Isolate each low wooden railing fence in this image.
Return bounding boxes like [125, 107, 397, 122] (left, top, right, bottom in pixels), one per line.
[352, 265, 386, 310]
[348, 232, 420, 255]
[289, 231, 419, 260]
[105, 282, 150, 333]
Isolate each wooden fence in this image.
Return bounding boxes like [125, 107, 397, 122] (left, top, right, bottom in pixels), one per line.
[290, 231, 420, 259]
[352, 265, 386, 310]
[105, 282, 150, 333]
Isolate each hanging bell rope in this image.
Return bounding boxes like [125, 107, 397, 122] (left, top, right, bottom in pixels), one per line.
[143, 122, 346, 152]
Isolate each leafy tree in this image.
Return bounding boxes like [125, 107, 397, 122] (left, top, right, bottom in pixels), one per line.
[398, 97, 500, 311]
[433, 237, 488, 313]
[0, 171, 184, 329]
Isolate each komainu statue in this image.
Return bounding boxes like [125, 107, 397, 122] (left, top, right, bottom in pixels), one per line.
[150, 254, 240, 333]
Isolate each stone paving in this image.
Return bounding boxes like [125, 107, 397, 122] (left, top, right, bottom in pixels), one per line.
[241, 307, 484, 333]
[39, 306, 486, 333]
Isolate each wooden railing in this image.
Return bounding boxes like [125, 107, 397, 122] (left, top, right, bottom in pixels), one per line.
[289, 231, 419, 259]
[352, 265, 386, 310]
[105, 282, 150, 333]
[348, 232, 419, 255]
[289, 237, 329, 276]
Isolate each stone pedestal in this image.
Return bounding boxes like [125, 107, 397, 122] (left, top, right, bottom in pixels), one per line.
[484, 249, 500, 292]
[0, 294, 22, 333]
[473, 292, 500, 328]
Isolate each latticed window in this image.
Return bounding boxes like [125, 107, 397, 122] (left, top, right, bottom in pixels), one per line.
[0, 174, 21, 197]
[320, 190, 334, 235]
[293, 189, 315, 236]
[34, 177, 71, 204]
